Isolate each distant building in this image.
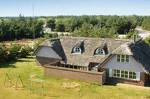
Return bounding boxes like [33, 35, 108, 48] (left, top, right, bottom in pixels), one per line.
[35, 37, 150, 86]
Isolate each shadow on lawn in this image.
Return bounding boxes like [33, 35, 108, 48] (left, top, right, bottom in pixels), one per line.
[0, 61, 16, 68]
[0, 57, 34, 68]
[17, 59, 33, 62]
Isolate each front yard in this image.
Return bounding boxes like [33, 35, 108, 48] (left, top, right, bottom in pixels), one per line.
[0, 57, 150, 99]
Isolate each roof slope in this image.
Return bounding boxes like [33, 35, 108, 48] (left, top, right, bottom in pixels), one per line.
[36, 46, 62, 60]
[38, 37, 129, 66]
[100, 40, 150, 73]
[129, 41, 150, 72]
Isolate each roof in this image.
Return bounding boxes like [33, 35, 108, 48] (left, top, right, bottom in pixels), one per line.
[100, 40, 150, 73]
[112, 42, 133, 55]
[36, 46, 62, 60]
[37, 37, 130, 66]
[129, 41, 150, 73]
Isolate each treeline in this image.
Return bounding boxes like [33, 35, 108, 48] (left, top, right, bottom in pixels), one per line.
[142, 16, 150, 31]
[1, 15, 150, 41]
[0, 15, 44, 41]
[46, 15, 143, 38]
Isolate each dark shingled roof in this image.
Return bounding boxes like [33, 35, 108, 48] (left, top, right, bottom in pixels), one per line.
[129, 41, 150, 73]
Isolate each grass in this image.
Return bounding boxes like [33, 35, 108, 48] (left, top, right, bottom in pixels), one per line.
[0, 57, 150, 99]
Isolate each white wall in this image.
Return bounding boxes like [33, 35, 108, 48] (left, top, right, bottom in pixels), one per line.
[104, 55, 145, 72]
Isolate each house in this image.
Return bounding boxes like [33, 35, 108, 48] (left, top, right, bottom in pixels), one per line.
[35, 36, 150, 86]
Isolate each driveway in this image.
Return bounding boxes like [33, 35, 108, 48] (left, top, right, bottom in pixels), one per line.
[135, 27, 150, 39]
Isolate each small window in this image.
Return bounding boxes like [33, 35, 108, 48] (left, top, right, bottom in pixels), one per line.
[94, 48, 105, 55]
[72, 47, 81, 54]
[117, 55, 129, 62]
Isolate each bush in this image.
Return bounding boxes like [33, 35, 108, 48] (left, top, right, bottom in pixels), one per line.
[19, 46, 33, 58]
[33, 38, 46, 49]
[44, 33, 58, 39]
[7, 44, 21, 61]
[0, 43, 34, 64]
[144, 37, 150, 46]
[0, 44, 8, 63]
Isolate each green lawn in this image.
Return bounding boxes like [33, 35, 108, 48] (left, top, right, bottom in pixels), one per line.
[0, 57, 150, 99]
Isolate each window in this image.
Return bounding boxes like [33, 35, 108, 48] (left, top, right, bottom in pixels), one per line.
[113, 69, 120, 77]
[72, 47, 81, 54]
[121, 70, 125, 78]
[112, 69, 136, 80]
[94, 48, 105, 55]
[117, 55, 129, 62]
[129, 72, 136, 79]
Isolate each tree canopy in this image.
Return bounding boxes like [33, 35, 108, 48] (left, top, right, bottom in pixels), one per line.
[0, 15, 150, 41]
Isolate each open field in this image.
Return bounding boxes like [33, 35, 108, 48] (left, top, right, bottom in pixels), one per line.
[0, 57, 150, 99]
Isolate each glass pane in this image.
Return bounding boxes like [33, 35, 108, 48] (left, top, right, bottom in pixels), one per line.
[121, 55, 125, 62]
[133, 72, 136, 79]
[117, 73, 120, 77]
[117, 70, 120, 73]
[129, 72, 132, 78]
[125, 71, 128, 78]
[133, 76, 136, 79]
[126, 55, 129, 62]
[117, 55, 120, 62]
[121, 70, 125, 78]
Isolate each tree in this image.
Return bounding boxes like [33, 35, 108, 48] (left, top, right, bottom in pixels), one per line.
[142, 17, 150, 31]
[46, 19, 56, 31]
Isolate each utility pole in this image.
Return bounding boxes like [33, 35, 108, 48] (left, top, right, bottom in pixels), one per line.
[32, 0, 35, 39]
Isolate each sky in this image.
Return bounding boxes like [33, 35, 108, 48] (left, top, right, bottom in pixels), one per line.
[0, 0, 150, 17]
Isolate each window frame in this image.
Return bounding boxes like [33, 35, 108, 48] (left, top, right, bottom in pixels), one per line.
[94, 48, 105, 55]
[117, 54, 129, 62]
[72, 47, 82, 54]
[112, 69, 137, 80]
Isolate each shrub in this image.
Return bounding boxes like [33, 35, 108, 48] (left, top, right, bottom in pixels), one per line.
[19, 46, 32, 58]
[0, 44, 8, 63]
[7, 44, 21, 61]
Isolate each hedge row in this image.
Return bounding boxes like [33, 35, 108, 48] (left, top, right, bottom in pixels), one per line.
[0, 44, 33, 63]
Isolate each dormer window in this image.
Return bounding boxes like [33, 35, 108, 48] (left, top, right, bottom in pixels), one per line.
[94, 48, 105, 55]
[72, 47, 82, 54]
[72, 40, 84, 54]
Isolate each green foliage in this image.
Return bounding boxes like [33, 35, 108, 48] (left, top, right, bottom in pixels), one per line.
[74, 22, 116, 38]
[0, 58, 150, 99]
[19, 46, 32, 58]
[46, 19, 55, 31]
[0, 15, 149, 40]
[43, 15, 142, 38]
[0, 43, 33, 63]
[8, 44, 21, 60]
[0, 16, 44, 41]
[44, 33, 58, 39]
[126, 31, 138, 39]
[0, 44, 8, 63]
[33, 38, 47, 50]
[144, 37, 150, 46]
[142, 17, 150, 31]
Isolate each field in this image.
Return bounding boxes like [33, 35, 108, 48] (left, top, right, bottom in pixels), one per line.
[0, 57, 150, 99]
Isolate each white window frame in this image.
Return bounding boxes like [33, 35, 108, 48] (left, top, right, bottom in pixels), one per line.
[117, 55, 129, 62]
[72, 47, 81, 54]
[94, 48, 105, 55]
[112, 69, 138, 80]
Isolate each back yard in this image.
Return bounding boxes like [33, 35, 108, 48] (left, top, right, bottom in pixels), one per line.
[0, 57, 150, 99]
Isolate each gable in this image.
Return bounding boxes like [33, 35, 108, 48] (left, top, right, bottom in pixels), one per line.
[36, 46, 62, 60]
[103, 55, 146, 72]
